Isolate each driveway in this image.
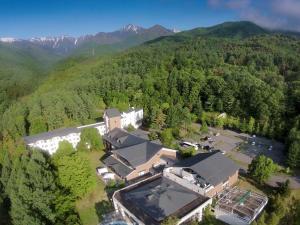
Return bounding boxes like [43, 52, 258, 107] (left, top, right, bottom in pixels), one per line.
[267, 174, 300, 189]
[228, 150, 300, 189]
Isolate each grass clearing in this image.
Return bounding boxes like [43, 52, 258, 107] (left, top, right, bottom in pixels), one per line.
[76, 151, 111, 225]
[237, 176, 265, 195]
[226, 153, 249, 169]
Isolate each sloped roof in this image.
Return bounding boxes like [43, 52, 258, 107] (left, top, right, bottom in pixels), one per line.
[176, 151, 239, 186]
[24, 127, 80, 144]
[103, 155, 133, 178]
[104, 108, 121, 118]
[112, 141, 162, 168]
[103, 128, 146, 148]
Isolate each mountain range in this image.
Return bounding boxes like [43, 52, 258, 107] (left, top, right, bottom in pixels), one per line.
[0, 24, 175, 55]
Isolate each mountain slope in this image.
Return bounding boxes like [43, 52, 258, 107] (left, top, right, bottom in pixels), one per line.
[0, 42, 64, 117]
[69, 24, 174, 56]
[1, 24, 175, 56]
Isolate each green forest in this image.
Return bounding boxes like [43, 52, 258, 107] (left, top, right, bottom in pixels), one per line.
[0, 21, 300, 224]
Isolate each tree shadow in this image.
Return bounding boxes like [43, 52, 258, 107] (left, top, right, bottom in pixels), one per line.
[95, 200, 113, 223]
[239, 173, 275, 196]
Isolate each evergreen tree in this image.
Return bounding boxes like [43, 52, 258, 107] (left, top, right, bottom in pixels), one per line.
[200, 121, 209, 134]
[241, 118, 248, 133]
[0, 151, 11, 194]
[9, 150, 58, 225]
[248, 117, 255, 134]
[287, 128, 300, 168]
[153, 109, 166, 130]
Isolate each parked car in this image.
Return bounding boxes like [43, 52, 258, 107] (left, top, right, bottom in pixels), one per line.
[180, 141, 198, 150]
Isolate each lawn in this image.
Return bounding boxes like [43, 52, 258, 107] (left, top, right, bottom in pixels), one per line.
[76, 151, 112, 225]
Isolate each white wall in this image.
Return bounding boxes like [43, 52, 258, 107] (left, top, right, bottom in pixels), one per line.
[121, 108, 143, 129]
[28, 132, 81, 155]
[26, 108, 144, 155]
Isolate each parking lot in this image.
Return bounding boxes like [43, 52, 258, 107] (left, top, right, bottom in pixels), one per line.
[184, 126, 286, 166]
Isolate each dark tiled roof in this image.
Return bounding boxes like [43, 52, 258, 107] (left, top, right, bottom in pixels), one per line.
[104, 108, 121, 118]
[113, 141, 162, 168]
[103, 155, 133, 178]
[103, 128, 146, 148]
[129, 129, 149, 140]
[24, 127, 80, 144]
[114, 175, 209, 225]
[175, 151, 239, 186]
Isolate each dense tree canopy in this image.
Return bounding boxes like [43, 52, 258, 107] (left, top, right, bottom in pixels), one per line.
[53, 147, 96, 198]
[248, 155, 277, 184]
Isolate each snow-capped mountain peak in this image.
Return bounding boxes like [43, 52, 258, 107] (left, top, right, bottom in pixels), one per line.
[121, 24, 143, 33]
[172, 28, 181, 33]
[0, 37, 20, 43]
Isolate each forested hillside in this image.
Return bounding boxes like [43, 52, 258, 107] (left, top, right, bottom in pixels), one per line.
[1, 22, 300, 156]
[0, 42, 64, 118]
[0, 21, 300, 224]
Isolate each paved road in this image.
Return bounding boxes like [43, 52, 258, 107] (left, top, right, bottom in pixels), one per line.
[267, 174, 300, 189]
[228, 150, 300, 189]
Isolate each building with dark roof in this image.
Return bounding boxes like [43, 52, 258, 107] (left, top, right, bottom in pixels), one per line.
[104, 108, 121, 118]
[113, 174, 212, 225]
[164, 151, 239, 197]
[103, 128, 146, 149]
[102, 128, 177, 181]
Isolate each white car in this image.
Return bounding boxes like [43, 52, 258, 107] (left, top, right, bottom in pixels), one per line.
[102, 172, 115, 180]
[181, 141, 198, 150]
[97, 167, 108, 175]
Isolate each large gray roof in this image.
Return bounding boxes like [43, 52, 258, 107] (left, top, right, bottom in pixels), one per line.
[115, 175, 209, 225]
[24, 122, 105, 144]
[104, 108, 121, 118]
[113, 141, 162, 168]
[175, 151, 239, 186]
[103, 155, 133, 178]
[103, 128, 146, 148]
[24, 127, 80, 144]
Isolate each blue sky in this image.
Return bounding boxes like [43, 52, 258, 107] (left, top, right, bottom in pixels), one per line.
[0, 0, 299, 38]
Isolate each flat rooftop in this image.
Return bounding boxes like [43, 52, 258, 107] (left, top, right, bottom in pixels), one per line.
[215, 187, 268, 224]
[114, 175, 209, 225]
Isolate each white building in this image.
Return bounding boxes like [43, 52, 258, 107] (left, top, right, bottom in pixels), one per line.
[121, 107, 143, 129]
[24, 107, 143, 155]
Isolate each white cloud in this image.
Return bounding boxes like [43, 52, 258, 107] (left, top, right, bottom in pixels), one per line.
[272, 0, 300, 19]
[207, 0, 300, 32]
